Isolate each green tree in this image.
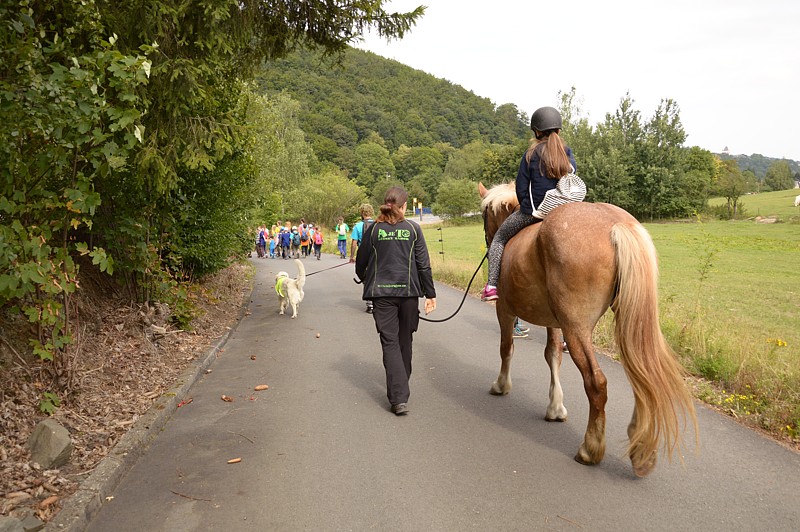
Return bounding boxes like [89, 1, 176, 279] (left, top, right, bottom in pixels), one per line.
[764, 160, 795, 191]
[1, 1, 150, 369]
[639, 98, 688, 219]
[682, 146, 717, 212]
[392, 145, 445, 181]
[714, 159, 752, 218]
[480, 143, 525, 186]
[173, 153, 258, 279]
[246, 91, 312, 214]
[370, 176, 404, 206]
[433, 178, 480, 218]
[413, 168, 444, 204]
[570, 94, 642, 211]
[443, 141, 487, 182]
[353, 141, 395, 189]
[286, 170, 367, 227]
[99, 0, 424, 190]
[405, 178, 428, 206]
[492, 103, 529, 144]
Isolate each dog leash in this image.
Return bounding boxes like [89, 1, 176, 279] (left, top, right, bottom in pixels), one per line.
[305, 261, 354, 277]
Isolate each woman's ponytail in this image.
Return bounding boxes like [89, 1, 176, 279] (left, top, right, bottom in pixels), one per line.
[376, 186, 409, 225]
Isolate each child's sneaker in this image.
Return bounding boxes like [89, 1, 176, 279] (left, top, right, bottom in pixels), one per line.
[481, 285, 498, 301]
[516, 325, 530, 334]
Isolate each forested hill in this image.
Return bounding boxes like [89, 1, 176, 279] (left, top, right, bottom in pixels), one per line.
[256, 47, 530, 165]
[718, 152, 800, 179]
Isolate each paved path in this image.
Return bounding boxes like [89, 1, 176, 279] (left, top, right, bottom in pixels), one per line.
[84, 250, 799, 531]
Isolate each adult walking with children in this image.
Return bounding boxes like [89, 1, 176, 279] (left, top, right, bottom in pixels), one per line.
[355, 186, 436, 416]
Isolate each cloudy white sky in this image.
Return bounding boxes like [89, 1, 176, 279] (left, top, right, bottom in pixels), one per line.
[357, 0, 800, 161]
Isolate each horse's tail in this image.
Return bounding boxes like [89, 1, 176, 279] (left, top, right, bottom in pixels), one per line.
[610, 222, 697, 476]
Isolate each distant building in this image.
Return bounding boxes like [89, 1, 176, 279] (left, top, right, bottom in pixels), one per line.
[722, 146, 730, 155]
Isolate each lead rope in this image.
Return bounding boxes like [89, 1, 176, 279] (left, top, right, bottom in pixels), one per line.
[419, 253, 487, 323]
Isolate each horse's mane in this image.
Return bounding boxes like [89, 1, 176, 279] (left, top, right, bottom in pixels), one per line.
[481, 183, 519, 215]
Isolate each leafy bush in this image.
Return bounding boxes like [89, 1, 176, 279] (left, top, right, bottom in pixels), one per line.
[706, 203, 750, 220]
[0, 1, 150, 366]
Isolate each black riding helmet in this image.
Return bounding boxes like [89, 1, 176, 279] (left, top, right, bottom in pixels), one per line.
[530, 106, 562, 133]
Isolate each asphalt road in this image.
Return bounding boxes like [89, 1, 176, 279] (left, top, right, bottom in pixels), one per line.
[86, 251, 800, 531]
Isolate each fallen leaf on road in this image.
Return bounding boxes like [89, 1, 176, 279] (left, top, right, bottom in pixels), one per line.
[39, 495, 59, 508]
[227, 458, 242, 464]
[221, 395, 233, 402]
[250, 355, 256, 360]
[176, 398, 193, 408]
[315, 333, 320, 338]
[254, 384, 269, 391]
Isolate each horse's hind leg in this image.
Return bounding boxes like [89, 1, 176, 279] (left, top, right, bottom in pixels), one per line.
[490, 312, 516, 395]
[627, 406, 657, 477]
[565, 332, 608, 465]
[544, 327, 568, 421]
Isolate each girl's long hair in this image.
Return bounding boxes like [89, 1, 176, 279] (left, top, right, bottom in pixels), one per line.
[376, 186, 408, 225]
[525, 130, 572, 179]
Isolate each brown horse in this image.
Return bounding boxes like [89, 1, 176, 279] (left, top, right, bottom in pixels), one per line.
[478, 182, 697, 477]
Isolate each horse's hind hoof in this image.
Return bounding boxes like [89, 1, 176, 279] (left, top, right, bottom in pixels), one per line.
[490, 381, 511, 395]
[631, 453, 657, 478]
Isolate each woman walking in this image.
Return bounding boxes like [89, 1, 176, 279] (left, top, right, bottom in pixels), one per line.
[355, 186, 436, 415]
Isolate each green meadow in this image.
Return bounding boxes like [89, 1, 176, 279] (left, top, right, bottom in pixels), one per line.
[422, 192, 800, 442]
[708, 188, 800, 221]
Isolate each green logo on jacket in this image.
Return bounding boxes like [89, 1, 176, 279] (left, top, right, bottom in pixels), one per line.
[377, 228, 411, 241]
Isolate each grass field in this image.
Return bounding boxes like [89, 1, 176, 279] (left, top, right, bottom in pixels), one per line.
[708, 188, 800, 221]
[422, 196, 800, 443]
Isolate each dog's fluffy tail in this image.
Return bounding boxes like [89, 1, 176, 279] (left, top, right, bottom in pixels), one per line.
[294, 259, 305, 291]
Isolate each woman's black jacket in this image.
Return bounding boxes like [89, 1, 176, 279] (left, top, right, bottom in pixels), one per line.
[355, 219, 436, 300]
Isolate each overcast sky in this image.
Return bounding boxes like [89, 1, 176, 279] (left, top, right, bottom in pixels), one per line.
[356, 0, 800, 161]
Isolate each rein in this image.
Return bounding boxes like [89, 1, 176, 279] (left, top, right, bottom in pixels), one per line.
[419, 253, 487, 323]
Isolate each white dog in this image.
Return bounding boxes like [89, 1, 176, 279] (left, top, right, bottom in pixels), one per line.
[275, 259, 306, 318]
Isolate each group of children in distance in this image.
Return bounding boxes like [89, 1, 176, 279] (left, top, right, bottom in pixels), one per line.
[254, 218, 324, 260]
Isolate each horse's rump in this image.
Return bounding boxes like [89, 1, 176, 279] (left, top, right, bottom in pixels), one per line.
[499, 202, 629, 329]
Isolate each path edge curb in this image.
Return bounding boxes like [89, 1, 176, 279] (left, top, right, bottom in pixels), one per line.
[45, 271, 256, 531]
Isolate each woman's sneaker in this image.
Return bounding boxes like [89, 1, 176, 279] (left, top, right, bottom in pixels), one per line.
[481, 285, 498, 301]
[513, 326, 528, 338]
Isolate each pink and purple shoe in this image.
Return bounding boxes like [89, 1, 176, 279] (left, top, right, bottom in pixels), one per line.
[481, 285, 498, 301]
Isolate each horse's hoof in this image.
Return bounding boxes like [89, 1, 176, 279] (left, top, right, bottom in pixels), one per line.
[490, 381, 510, 395]
[631, 454, 657, 478]
[545, 405, 568, 421]
[574, 452, 596, 466]
[574, 444, 603, 465]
